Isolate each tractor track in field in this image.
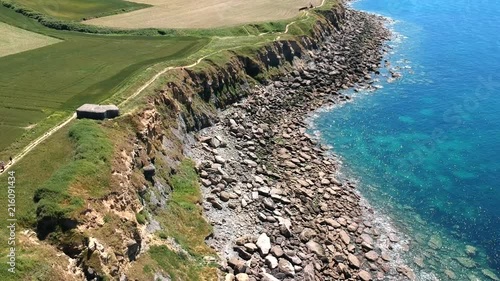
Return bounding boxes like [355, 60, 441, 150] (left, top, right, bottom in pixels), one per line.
[0, 0, 326, 175]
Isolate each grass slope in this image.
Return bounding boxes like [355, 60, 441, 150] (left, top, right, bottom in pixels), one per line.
[0, 124, 74, 280]
[0, 21, 60, 58]
[8, 0, 149, 21]
[0, 6, 208, 157]
[33, 120, 113, 239]
[0, 119, 117, 280]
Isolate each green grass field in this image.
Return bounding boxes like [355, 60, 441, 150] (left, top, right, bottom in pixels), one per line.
[7, 0, 149, 21]
[0, 5, 208, 157]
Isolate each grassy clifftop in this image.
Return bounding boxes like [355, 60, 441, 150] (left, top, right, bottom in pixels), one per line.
[0, 1, 341, 279]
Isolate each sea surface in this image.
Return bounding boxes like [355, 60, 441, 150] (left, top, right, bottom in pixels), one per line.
[311, 0, 500, 280]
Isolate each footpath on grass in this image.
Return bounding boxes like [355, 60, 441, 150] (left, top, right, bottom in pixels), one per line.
[0, 1, 325, 176]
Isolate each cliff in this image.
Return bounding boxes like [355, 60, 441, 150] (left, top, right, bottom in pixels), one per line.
[29, 4, 392, 280]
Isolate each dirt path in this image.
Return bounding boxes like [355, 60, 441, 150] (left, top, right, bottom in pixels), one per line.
[0, 0, 326, 175]
[0, 113, 77, 175]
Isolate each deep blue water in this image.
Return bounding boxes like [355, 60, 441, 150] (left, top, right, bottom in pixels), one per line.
[312, 0, 500, 279]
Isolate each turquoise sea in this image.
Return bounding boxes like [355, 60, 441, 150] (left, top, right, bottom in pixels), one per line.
[311, 0, 500, 279]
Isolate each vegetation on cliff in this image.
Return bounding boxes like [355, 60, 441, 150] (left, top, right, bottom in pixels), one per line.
[0, 1, 344, 279]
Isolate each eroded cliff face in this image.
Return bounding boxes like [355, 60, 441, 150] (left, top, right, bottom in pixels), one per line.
[156, 7, 346, 134]
[54, 5, 350, 281]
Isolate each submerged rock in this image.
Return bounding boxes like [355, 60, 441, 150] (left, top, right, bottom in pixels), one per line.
[482, 269, 500, 281]
[465, 245, 477, 256]
[456, 257, 477, 268]
[444, 269, 457, 280]
[413, 256, 424, 268]
[428, 235, 442, 250]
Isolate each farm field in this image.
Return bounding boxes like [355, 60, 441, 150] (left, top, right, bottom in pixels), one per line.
[0, 5, 208, 155]
[8, 0, 149, 21]
[83, 0, 323, 29]
[0, 22, 61, 58]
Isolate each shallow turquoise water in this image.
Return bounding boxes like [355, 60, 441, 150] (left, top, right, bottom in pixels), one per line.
[313, 0, 500, 279]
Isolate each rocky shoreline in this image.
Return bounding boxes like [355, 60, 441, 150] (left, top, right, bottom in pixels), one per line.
[187, 8, 416, 281]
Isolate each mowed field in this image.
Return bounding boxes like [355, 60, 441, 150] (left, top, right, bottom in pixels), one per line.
[0, 6, 208, 153]
[84, 0, 323, 29]
[0, 22, 61, 58]
[9, 0, 149, 20]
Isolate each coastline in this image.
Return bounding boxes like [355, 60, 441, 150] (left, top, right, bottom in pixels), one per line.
[307, 2, 500, 280]
[186, 7, 417, 280]
[2, 0, 498, 279]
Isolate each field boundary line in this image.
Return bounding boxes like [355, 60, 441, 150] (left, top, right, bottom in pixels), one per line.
[0, 0, 327, 174]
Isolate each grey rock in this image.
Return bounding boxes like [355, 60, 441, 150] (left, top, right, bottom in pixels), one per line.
[278, 217, 292, 238]
[359, 270, 372, 281]
[244, 243, 258, 253]
[299, 228, 317, 242]
[265, 255, 279, 269]
[209, 137, 221, 148]
[347, 253, 360, 268]
[278, 258, 295, 276]
[333, 252, 345, 263]
[258, 186, 271, 196]
[262, 272, 280, 281]
[211, 201, 223, 210]
[235, 273, 249, 281]
[365, 250, 379, 262]
[243, 159, 258, 167]
[257, 233, 271, 255]
[339, 230, 350, 245]
[143, 164, 156, 180]
[303, 263, 315, 281]
[220, 191, 231, 202]
[228, 257, 247, 273]
[215, 155, 226, 165]
[306, 240, 325, 258]
[271, 245, 284, 257]
[234, 246, 252, 260]
[325, 218, 341, 228]
[263, 198, 275, 210]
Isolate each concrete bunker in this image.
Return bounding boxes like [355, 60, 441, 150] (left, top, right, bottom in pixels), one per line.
[76, 104, 120, 120]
